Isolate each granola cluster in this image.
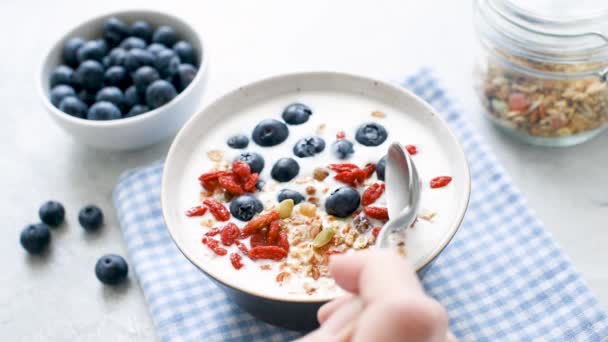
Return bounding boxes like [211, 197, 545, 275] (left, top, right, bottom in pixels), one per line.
[480, 57, 608, 138]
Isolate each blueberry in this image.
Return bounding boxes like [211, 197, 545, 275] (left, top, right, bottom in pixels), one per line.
[271, 158, 300, 182]
[103, 17, 130, 46]
[50, 85, 76, 107]
[173, 41, 196, 65]
[119, 36, 146, 50]
[131, 20, 153, 43]
[133, 66, 160, 94]
[88, 101, 121, 120]
[293, 136, 325, 158]
[171, 63, 197, 91]
[145, 80, 177, 109]
[63, 37, 85, 67]
[20, 224, 51, 254]
[78, 205, 104, 231]
[152, 25, 178, 47]
[255, 180, 265, 191]
[325, 187, 361, 218]
[73, 60, 104, 91]
[124, 86, 142, 108]
[59, 97, 88, 118]
[332, 139, 355, 159]
[76, 40, 108, 63]
[229, 194, 264, 221]
[78, 89, 97, 106]
[124, 48, 154, 73]
[95, 254, 128, 285]
[277, 189, 305, 204]
[106, 47, 128, 67]
[227, 134, 249, 149]
[282, 103, 312, 125]
[154, 49, 180, 78]
[355, 122, 388, 146]
[104, 66, 129, 89]
[236, 152, 265, 173]
[125, 104, 149, 117]
[147, 43, 167, 56]
[38, 200, 65, 226]
[96, 87, 125, 110]
[49, 65, 74, 88]
[376, 156, 386, 181]
[252, 119, 289, 147]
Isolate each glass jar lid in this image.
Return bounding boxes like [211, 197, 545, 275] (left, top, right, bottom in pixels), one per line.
[475, 0, 608, 70]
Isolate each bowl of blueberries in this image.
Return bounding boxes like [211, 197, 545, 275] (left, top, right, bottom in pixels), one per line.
[39, 10, 208, 150]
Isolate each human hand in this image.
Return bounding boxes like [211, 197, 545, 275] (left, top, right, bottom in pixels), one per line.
[296, 250, 455, 342]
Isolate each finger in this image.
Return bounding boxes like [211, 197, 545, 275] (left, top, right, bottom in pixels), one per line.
[317, 294, 354, 324]
[328, 252, 370, 293]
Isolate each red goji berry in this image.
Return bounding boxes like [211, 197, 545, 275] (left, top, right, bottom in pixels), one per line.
[372, 226, 381, 237]
[249, 230, 268, 248]
[277, 231, 290, 252]
[363, 163, 376, 179]
[328, 163, 359, 172]
[242, 211, 279, 236]
[336, 131, 345, 139]
[201, 237, 227, 256]
[353, 168, 367, 184]
[364, 206, 389, 221]
[243, 173, 259, 193]
[204, 227, 220, 236]
[430, 176, 452, 189]
[235, 240, 252, 259]
[185, 205, 208, 217]
[218, 174, 245, 195]
[249, 246, 288, 261]
[361, 183, 385, 206]
[230, 253, 243, 270]
[334, 170, 359, 187]
[203, 199, 231, 221]
[405, 145, 417, 155]
[198, 171, 230, 191]
[232, 161, 251, 179]
[220, 223, 240, 246]
[508, 92, 529, 112]
[267, 220, 280, 245]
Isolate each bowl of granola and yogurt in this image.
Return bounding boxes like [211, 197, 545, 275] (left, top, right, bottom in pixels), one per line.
[161, 71, 470, 331]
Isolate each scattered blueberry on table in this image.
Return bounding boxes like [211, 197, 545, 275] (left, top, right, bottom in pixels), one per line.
[39, 201, 65, 227]
[229, 195, 264, 221]
[20, 223, 51, 254]
[95, 254, 129, 285]
[50, 17, 199, 120]
[78, 205, 104, 231]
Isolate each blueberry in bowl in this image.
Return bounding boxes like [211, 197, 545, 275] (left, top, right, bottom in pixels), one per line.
[324, 186, 361, 218]
[252, 119, 289, 147]
[332, 139, 355, 159]
[282, 103, 312, 125]
[235, 151, 265, 173]
[355, 122, 388, 146]
[293, 136, 326, 158]
[229, 195, 264, 221]
[39, 10, 207, 150]
[271, 157, 300, 182]
[277, 189, 305, 204]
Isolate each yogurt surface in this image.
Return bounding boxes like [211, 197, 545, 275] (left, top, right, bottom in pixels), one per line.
[176, 90, 459, 300]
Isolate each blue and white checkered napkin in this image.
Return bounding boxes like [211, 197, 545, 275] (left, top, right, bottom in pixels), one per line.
[113, 69, 608, 341]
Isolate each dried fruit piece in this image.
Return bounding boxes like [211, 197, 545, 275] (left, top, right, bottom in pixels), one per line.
[235, 240, 251, 258]
[201, 237, 227, 256]
[276, 271, 291, 282]
[405, 145, 417, 155]
[267, 220, 281, 244]
[277, 231, 290, 252]
[277, 199, 294, 219]
[334, 170, 359, 187]
[336, 131, 346, 139]
[218, 174, 245, 195]
[249, 246, 288, 261]
[242, 210, 279, 236]
[250, 230, 268, 248]
[312, 227, 335, 248]
[508, 92, 529, 112]
[204, 227, 220, 237]
[198, 171, 230, 191]
[372, 226, 381, 237]
[203, 199, 231, 221]
[299, 202, 317, 217]
[220, 222, 240, 246]
[230, 253, 243, 270]
[361, 183, 385, 206]
[371, 110, 386, 118]
[313, 168, 329, 181]
[328, 163, 359, 172]
[364, 206, 389, 221]
[430, 176, 452, 189]
[243, 173, 259, 192]
[363, 163, 376, 178]
[185, 205, 208, 217]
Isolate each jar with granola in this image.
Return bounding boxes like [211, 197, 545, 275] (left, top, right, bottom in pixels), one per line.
[473, 0, 608, 146]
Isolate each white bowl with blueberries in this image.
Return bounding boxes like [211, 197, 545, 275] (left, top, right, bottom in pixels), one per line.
[39, 10, 208, 150]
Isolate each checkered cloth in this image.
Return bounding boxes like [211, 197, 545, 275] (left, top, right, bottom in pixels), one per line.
[113, 69, 608, 341]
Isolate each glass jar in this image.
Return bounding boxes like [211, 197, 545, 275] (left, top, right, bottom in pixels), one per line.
[473, 0, 608, 146]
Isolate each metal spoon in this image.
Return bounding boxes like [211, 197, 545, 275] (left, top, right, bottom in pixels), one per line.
[375, 142, 420, 249]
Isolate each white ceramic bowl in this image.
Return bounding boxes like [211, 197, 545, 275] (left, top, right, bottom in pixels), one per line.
[38, 10, 208, 150]
[161, 71, 471, 330]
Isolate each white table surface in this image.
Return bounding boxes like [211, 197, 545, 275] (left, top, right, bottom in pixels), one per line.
[2, 0, 607, 340]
